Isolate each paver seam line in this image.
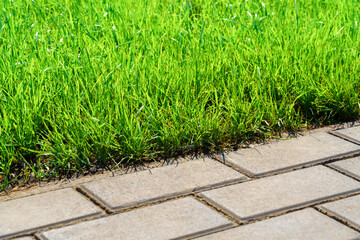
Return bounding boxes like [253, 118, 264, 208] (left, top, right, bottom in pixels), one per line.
[34, 235, 41, 240]
[29, 193, 240, 240]
[215, 150, 360, 181]
[32, 195, 227, 240]
[0, 157, 198, 202]
[310, 191, 360, 206]
[32, 197, 190, 240]
[35, 233, 49, 240]
[211, 154, 255, 178]
[75, 186, 113, 214]
[77, 177, 249, 213]
[198, 188, 360, 223]
[192, 195, 243, 225]
[4, 234, 35, 240]
[0, 210, 103, 240]
[185, 204, 360, 240]
[315, 205, 360, 233]
[2, 147, 359, 204]
[184, 225, 240, 240]
[3, 164, 358, 239]
[171, 222, 235, 240]
[325, 164, 360, 181]
[190, 191, 360, 239]
[330, 131, 360, 146]
[221, 149, 360, 178]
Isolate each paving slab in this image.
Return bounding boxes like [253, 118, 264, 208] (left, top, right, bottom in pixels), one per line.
[196, 208, 360, 240]
[0, 188, 103, 239]
[14, 238, 34, 240]
[329, 157, 360, 180]
[80, 158, 247, 211]
[332, 126, 360, 145]
[318, 194, 360, 230]
[199, 166, 360, 221]
[37, 197, 233, 240]
[220, 132, 360, 176]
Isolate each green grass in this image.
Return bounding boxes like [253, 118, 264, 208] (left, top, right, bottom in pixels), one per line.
[0, 0, 359, 189]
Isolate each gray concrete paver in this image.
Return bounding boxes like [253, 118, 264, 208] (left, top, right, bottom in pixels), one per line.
[37, 197, 233, 240]
[195, 208, 360, 240]
[80, 158, 247, 211]
[221, 132, 359, 176]
[332, 126, 360, 144]
[199, 166, 360, 221]
[328, 157, 360, 180]
[0, 188, 103, 239]
[318, 194, 360, 230]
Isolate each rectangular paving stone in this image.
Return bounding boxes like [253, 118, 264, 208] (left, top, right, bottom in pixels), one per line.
[329, 157, 360, 180]
[80, 159, 247, 211]
[332, 126, 360, 145]
[37, 197, 233, 240]
[221, 132, 360, 177]
[199, 166, 360, 221]
[196, 208, 360, 240]
[0, 188, 103, 239]
[318, 194, 360, 230]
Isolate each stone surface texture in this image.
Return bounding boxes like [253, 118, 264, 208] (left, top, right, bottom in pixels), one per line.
[2, 125, 360, 239]
[37, 197, 233, 240]
[333, 126, 360, 144]
[199, 166, 360, 220]
[80, 159, 247, 210]
[0, 188, 102, 239]
[196, 208, 360, 240]
[319, 194, 360, 229]
[221, 132, 359, 176]
[329, 157, 360, 180]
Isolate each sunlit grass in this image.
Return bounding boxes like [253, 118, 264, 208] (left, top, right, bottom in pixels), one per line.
[0, 0, 359, 189]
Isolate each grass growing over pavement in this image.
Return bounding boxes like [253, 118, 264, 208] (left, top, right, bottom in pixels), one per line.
[0, 0, 359, 189]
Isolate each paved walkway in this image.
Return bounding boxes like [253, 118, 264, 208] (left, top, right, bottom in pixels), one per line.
[1, 124, 360, 239]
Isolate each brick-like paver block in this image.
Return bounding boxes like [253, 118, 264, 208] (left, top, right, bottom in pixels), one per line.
[329, 157, 360, 180]
[220, 132, 359, 176]
[199, 166, 360, 221]
[318, 194, 360, 230]
[37, 197, 233, 240]
[333, 126, 360, 145]
[196, 208, 360, 240]
[80, 159, 247, 211]
[0, 188, 103, 239]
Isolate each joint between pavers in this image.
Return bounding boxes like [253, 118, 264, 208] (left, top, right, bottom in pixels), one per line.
[172, 222, 235, 240]
[31, 211, 110, 240]
[329, 131, 360, 146]
[210, 154, 255, 179]
[193, 194, 242, 226]
[314, 205, 360, 233]
[103, 193, 195, 216]
[2, 234, 34, 240]
[34, 195, 211, 240]
[77, 176, 249, 214]
[325, 164, 360, 182]
[75, 186, 113, 214]
[212, 149, 360, 182]
[0, 210, 103, 240]
[101, 180, 245, 214]
[184, 225, 239, 240]
[250, 150, 360, 179]
[198, 189, 360, 227]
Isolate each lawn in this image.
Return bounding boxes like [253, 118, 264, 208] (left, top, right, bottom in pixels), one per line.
[0, 0, 359, 189]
